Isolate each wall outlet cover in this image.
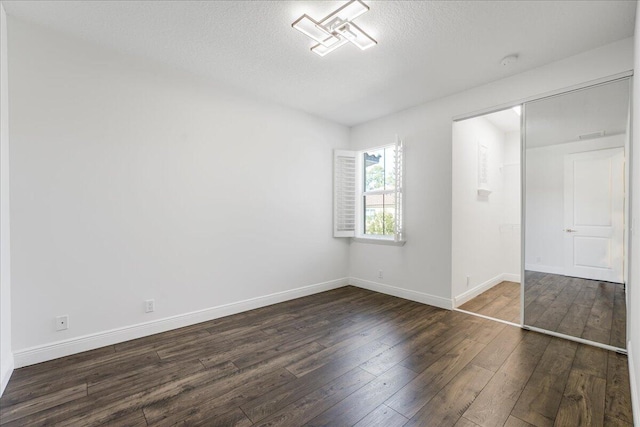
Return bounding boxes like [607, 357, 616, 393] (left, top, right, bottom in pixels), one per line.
[145, 299, 155, 313]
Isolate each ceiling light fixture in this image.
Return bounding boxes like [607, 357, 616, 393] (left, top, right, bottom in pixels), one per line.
[292, 0, 377, 56]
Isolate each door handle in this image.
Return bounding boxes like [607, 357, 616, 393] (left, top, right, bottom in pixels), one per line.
[564, 228, 578, 233]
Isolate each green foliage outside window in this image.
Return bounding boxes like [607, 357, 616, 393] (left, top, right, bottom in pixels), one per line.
[366, 211, 395, 235]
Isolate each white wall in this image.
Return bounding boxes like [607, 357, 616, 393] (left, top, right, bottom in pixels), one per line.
[452, 116, 508, 303]
[0, 2, 13, 395]
[451, 119, 520, 306]
[348, 37, 633, 307]
[525, 135, 625, 274]
[628, 2, 640, 421]
[2, 12, 637, 391]
[502, 131, 521, 277]
[8, 18, 350, 366]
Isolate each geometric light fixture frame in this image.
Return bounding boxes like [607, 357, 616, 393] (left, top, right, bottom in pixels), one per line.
[292, 0, 377, 56]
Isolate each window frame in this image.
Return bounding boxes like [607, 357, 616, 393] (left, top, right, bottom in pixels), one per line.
[354, 143, 402, 242]
[354, 140, 405, 245]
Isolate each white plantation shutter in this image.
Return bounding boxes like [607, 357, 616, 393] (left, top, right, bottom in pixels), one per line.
[334, 150, 357, 237]
[394, 136, 404, 242]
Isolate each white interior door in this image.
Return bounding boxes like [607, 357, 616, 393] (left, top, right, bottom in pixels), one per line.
[563, 147, 624, 283]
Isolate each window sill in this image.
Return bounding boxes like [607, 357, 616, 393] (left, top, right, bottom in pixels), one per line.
[352, 237, 406, 246]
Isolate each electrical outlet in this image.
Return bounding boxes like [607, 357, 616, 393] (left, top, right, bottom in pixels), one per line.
[145, 299, 155, 313]
[378, 270, 383, 279]
[56, 315, 69, 331]
[466, 276, 470, 288]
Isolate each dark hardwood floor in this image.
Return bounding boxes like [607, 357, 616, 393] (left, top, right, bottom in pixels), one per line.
[0, 286, 633, 426]
[458, 273, 627, 350]
[524, 271, 627, 349]
[458, 281, 521, 324]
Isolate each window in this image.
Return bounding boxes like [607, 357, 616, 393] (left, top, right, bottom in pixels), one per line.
[334, 137, 404, 243]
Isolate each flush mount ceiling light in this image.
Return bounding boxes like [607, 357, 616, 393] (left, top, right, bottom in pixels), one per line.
[292, 0, 377, 57]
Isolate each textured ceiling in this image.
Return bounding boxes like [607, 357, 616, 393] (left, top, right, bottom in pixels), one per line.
[3, 1, 637, 126]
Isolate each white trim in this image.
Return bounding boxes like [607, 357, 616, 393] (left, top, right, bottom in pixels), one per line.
[394, 136, 404, 242]
[362, 189, 394, 196]
[524, 263, 566, 276]
[0, 353, 13, 397]
[453, 71, 633, 122]
[523, 325, 626, 353]
[356, 141, 405, 243]
[502, 273, 521, 283]
[13, 278, 349, 368]
[454, 308, 521, 328]
[628, 341, 640, 427]
[349, 277, 452, 310]
[454, 274, 503, 307]
[453, 273, 521, 307]
[521, 103, 526, 327]
[352, 237, 406, 246]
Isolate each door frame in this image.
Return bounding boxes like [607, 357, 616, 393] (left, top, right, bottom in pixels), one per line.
[451, 72, 633, 354]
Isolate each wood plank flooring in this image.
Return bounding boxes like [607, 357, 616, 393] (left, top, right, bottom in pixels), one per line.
[459, 281, 521, 324]
[0, 286, 633, 426]
[524, 272, 627, 348]
[459, 273, 626, 349]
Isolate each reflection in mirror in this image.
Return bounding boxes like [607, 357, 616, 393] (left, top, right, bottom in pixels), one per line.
[523, 78, 630, 349]
[452, 107, 521, 324]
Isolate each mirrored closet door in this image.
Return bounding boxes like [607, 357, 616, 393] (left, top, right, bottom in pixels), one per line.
[523, 77, 630, 350]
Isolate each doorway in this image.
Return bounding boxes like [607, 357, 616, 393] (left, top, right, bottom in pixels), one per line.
[451, 107, 522, 324]
[452, 77, 630, 352]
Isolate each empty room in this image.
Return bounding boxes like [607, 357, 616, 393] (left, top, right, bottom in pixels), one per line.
[0, 1, 639, 426]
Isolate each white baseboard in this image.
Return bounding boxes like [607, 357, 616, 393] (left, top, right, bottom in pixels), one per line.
[13, 278, 349, 368]
[502, 273, 521, 283]
[628, 341, 639, 427]
[453, 273, 521, 308]
[524, 263, 565, 275]
[349, 277, 453, 310]
[0, 353, 14, 397]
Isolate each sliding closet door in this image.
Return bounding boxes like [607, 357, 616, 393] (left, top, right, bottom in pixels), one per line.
[522, 78, 630, 350]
